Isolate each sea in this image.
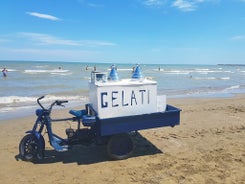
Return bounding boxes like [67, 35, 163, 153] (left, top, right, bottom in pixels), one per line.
[1, 60, 245, 120]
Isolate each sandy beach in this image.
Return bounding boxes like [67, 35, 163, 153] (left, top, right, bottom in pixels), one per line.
[0, 96, 244, 184]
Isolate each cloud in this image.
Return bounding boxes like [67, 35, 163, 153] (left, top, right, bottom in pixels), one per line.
[140, 0, 215, 11]
[18, 32, 117, 47]
[76, 0, 104, 8]
[231, 35, 245, 41]
[0, 38, 10, 43]
[172, 0, 195, 11]
[19, 32, 80, 46]
[172, 0, 206, 11]
[142, 0, 165, 7]
[88, 3, 104, 8]
[81, 40, 116, 46]
[171, 0, 221, 12]
[26, 12, 61, 21]
[0, 47, 102, 62]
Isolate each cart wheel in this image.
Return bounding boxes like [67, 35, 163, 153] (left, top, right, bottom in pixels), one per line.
[107, 133, 134, 160]
[19, 134, 39, 161]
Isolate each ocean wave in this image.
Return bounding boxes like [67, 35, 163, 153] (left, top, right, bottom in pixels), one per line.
[1, 68, 17, 72]
[24, 69, 70, 74]
[152, 68, 164, 72]
[194, 68, 210, 71]
[224, 85, 240, 91]
[0, 95, 87, 105]
[193, 77, 216, 80]
[193, 77, 230, 80]
[0, 96, 37, 104]
[106, 68, 133, 72]
[0, 95, 89, 120]
[117, 68, 133, 71]
[155, 69, 233, 75]
[7, 69, 17, 72]
[220, 77, 230, 80]
[50, 72, 72, 76]
[193, 70, 232, 74]
[162, 70, 190, 75]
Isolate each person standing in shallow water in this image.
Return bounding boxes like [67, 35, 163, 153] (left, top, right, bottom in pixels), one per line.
[2, 68, 8, 77]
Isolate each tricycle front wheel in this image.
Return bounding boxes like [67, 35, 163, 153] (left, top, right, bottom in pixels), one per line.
[19, 134, 40, 161]
[107, 133, 134, 160]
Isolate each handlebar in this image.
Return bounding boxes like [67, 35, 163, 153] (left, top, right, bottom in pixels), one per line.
[37, 96, 45, 110]
[56, 100, 68, 106]
[37, 96, 68, 112]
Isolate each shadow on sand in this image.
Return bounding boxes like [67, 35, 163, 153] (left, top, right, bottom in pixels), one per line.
[16, 132, 162, 165]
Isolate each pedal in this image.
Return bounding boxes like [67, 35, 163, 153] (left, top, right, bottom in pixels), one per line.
[51, 136, 68, 152]
[66, 128, 75, 139]
[51, 141, 68, 152]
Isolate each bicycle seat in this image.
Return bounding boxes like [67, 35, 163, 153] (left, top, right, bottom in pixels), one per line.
[69, 109, 86, 118]
[82, 115, 96, 126]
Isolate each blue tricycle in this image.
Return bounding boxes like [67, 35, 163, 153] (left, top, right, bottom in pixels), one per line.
[19, 66, 181, 161]
[19, 95, 181, 162]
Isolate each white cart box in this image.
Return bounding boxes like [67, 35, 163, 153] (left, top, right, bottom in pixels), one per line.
[89, 72, 161, 119]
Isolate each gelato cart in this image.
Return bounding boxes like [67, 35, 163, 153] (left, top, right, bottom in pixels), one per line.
[19, 65, 181, 161]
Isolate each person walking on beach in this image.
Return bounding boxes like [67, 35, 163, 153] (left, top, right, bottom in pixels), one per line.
[2, 68, 8, 77]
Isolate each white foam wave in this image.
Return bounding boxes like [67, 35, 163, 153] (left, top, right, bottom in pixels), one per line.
[0, 95, 86, 105]
[220, 77, 230, 80]
[194, 70, 232, 74]
[153, 68, 164, 72]
[162, 70, 190, 75]
[225, 85, 240, 90]
[152, 68, 233, 75]
[50, 72, 72, 76]
[117, 68, 133, 71]
[106, 68, 133, 71]
[1, 68, 17, 72]
[7, 69, 17, 72]
[193, 77, 230, 80]
[0, 96, 37, 104]
[0, 95, 88, 119]
[195, 68, 209, 71]
[193, 77, 216, 80]
[49, 69, 70, 73]
[24, 69, 69, 74]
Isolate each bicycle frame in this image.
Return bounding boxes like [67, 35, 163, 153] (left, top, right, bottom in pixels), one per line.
[26, 97, 74, 155]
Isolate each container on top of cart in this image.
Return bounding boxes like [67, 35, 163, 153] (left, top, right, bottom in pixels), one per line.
[89, 68, 160, 119]
[83, 65, 179, 137]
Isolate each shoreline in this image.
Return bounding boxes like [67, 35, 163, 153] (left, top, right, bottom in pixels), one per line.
[0, 95, 244, 183]
[0, 93, 244, 122]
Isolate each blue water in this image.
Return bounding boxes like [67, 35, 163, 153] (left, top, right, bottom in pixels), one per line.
[1, 60, 245, 120]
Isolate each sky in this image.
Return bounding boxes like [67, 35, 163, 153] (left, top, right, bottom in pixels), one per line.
[0, 0, 245, 64]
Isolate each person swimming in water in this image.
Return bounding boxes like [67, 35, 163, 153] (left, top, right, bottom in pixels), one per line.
[2, 68, 8, 77]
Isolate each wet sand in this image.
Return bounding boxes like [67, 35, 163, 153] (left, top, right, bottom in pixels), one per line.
[0, 96, 244, 184]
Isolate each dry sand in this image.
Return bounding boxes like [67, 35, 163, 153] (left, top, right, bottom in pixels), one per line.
[0, 96, 244, 184]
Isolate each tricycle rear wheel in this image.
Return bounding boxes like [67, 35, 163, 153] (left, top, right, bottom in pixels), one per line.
[19, 134, 39, 161]
[107, 133, 134, 160]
